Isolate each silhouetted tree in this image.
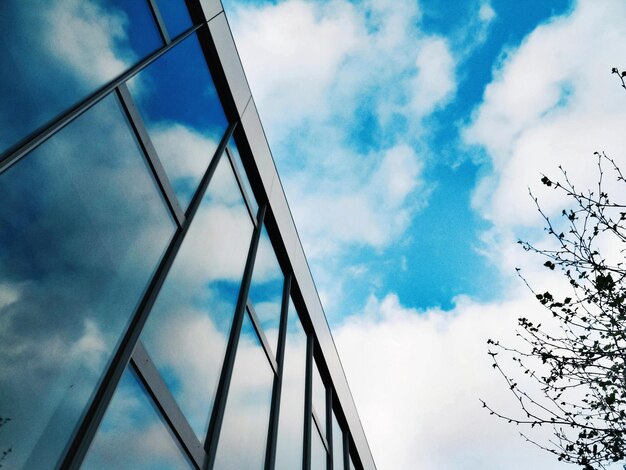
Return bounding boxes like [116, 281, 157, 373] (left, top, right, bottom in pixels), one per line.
[482, 70, 626, 470]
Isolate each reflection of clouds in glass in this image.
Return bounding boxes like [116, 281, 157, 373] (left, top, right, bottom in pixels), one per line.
[83, 367, 191, 470]
[151, 124, 220, 204]
[332, 412, 344, 470]
[0, 0, 161, 153]
[311, 429, 327, 470]
[275, 301, 307, 469]
[0, 94, 174, 468]
[312, 365, 327, 435]
[45, 0, 129, 84]
[127, 33, 228, 210]
[213, 314, 274, 470]
[248, 227, 284, 354]
[140, 154, 253, 442]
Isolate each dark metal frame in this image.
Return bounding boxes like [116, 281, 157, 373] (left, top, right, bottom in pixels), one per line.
[3, 0, 374, 468]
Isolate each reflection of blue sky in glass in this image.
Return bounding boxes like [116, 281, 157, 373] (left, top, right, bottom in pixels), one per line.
[140, 153, 253, 442]
[83, 367, 192, 470]
[274, 299, 306, 469]
[128, 33, 228, 210]
[154, 0, 193, 39]
[0, 93, 175, 468]
[0, 0, 161, 154]
[213, 312, 274, 469]
[248, 225, 284, 355]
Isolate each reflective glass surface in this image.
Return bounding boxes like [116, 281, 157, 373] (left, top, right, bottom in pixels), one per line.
[0, 0, 162, 154]
[350, 456, 356, 470]
[140, 153, 254, 441]
[128, 33, 228, 210]
[227, 138, 259, 218]
[0, 93, 175, 468]
[274, 300, 307, 469]
[82, 367, 192, 470]
[311, 427, 328, 470]
[213, 313, 274, 469]
[312, 364, 327, 435]
[332, 413, 344, 470]
[154, 0, 193, 39]
[248, 225, 283, 355]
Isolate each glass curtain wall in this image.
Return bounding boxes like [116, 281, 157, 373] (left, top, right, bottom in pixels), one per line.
[0, 1, 363, 469]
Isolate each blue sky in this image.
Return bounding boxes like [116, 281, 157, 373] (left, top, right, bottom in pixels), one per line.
[221, 0, 626, 468]
[222, 0, 573, 315]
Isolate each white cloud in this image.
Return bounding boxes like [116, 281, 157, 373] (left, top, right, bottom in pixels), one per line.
[288, 144, 426, 256]
[335, 292, 572, 470]
[44, 0, 130, 85]
[464, 0, 626, 228]
[479, 1, 496, 23]
[227, 0, 456, 258]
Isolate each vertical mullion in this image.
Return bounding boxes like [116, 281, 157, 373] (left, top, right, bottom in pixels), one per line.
[343, 432, 350, 470]
[204, 204, 267, 468]
[328, 394, 334, 470]
[326, 386, 332, 469]
[264, 274, 292, 470]
[147, 0, 172, 44]
[303, 336, 314, 470]
[61, 121, 236, 470]
[116, 83, 185, 227]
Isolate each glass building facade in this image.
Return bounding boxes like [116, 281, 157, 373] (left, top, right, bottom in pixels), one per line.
[0, 1, 375, 469]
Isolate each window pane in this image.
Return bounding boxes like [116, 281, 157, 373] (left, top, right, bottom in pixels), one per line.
[311, 427, 328, 470]
[140, 153, 254, 442]
[227, 138, 258, 217]
[332, 413, 344, 470]
[0, 93, 175, 468]
[349, 456, 356, 470]
[312, 364, 327, 435]
[275, 300, 307, 469]
[128, 33, 228, 210]
[248, 225, 283, 355]
[213, 313, 274, 470]
[82, 367, 192, 470]
[154, 0, 193, 39]
[0, 0, 162, 154]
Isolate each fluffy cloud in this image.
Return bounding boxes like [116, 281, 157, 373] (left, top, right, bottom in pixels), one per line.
[332, 1, 626, 468]
[335, 292, 575, 469]
[226, 0, 457, 257]
[464, 0, 626, 228]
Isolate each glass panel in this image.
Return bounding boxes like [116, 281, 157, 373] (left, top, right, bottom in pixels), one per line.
[227, 138, 259, 217]
[312, 364, 327, 435]
[82, 367, 192, 470]
[128, 33, 228, 210]
[140, 153, 254, 442]
[213, 313, 274, 470]
[0, 0, 162, 154]
[349, 456, 356, 470]
[332, 413, 344, 470]
[0, 93, 175, 468]
[311, 426, 328, 470]
[275, 300, 307, 470]
[154, 0, 193, 39]
[248, 225, 283, 355]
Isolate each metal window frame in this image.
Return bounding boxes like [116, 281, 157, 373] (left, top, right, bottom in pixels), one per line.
[131, 342, 206, 468]
[2, 0, 377, 467]
[147, 0, 172, 44]
[203, 204, 267, 468]
[61, 114, 236, 468]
